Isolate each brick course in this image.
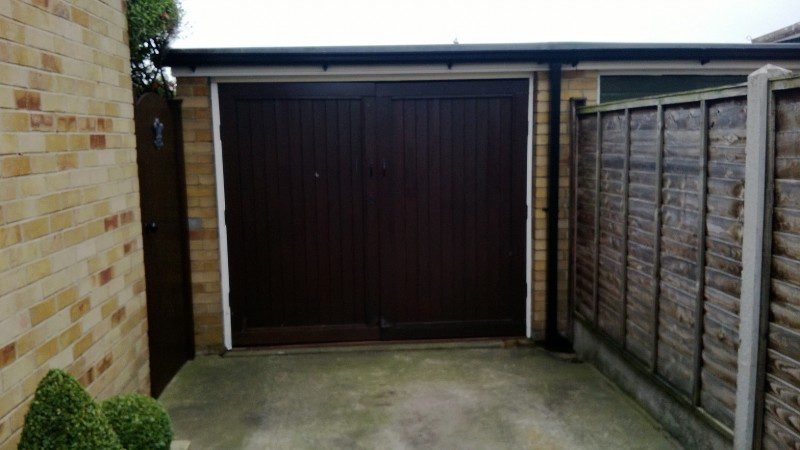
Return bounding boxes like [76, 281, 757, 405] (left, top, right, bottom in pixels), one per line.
[0, 0, 147, 447]
[176, 77, 224, 353]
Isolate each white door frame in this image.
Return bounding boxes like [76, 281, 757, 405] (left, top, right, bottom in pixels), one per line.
[208, 67, 538, 349]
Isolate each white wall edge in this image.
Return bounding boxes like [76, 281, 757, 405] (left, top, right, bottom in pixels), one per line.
[174, 62, 543, 78]
[525, 73, 535, 339]
[210, 81, 233, 350]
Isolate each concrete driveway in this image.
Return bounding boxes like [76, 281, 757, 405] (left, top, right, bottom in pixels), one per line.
[159, 343, 680, 449]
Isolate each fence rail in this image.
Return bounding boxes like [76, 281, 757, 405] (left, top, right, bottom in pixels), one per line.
[571, 69, 800, 449]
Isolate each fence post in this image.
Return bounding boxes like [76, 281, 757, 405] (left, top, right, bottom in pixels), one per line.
[734, 65, 792, 450]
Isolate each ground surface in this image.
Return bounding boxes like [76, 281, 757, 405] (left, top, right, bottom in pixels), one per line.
[159, 343, 680, 449]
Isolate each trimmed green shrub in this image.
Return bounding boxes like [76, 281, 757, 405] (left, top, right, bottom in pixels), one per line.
[102, 394, 173, 450]
[18, 369, 123, 450]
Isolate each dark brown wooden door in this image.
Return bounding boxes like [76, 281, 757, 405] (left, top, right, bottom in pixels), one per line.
[135, 93, 194, 396]
[219, 84, 381, 345]
[376, 81, 528, 339]
[219, 80, 527, 346]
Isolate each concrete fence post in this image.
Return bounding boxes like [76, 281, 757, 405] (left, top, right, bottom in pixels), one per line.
[734, 65, 792, 450]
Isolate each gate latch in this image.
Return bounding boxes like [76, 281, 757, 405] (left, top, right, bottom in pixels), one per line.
[152, 118, 165, 150]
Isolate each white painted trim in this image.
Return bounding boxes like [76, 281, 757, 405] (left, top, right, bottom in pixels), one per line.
[174, 62, 543, 78]
[208, 70, 536, 344]
[525, 73, 534, 339]
[210, 72, 535, 84]
[175, 60, 800, 80]
[210, 82, 233, 350]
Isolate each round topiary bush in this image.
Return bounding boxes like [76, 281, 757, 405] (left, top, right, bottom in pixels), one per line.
[18, 369, 123, 450]
[101, 393, 173, 450]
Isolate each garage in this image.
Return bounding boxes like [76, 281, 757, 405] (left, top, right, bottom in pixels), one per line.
[218, 79, 528, 346]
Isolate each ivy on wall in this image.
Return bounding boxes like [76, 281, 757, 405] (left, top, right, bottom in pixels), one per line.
[126, 0, 182, 97]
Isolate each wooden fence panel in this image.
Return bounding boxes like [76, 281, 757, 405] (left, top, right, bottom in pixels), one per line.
[573, 84, 749, 438]
[625, 107, 659, 363]
[575, 114, 598, 321]
[597, 112, 628, 343]
[700, 97, 747, 429]
[763, 87, 800, 450]
[656, 103, 704, 396]
[574, 75, 800, 448]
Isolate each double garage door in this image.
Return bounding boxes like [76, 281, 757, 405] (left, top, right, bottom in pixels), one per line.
[219, 79, 528, 346]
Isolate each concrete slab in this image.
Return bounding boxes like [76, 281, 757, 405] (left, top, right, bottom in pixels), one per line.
[159, 345, 680, 449]
[170, 440, 191, 450]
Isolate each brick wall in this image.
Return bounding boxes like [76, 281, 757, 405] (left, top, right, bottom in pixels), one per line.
[175, 71, 599, 347]
[175, 77, 223, 353]
[531, 70, 598, 336]
[0, 0, 148, 447]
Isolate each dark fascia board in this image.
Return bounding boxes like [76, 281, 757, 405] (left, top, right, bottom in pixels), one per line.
[164, 42, 800, 68]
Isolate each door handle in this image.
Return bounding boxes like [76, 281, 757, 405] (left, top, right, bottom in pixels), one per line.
[381, 158, 387, 176]
[144, 221, 158, 233]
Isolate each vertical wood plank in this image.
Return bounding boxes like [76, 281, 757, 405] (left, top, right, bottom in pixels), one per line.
[428, 99, 443, 319]
[475, 99, 490, 320]
[650, 103, 665, 373]
[325, 99, 342, 324]
[336, 100, 354, 322]
[362, 96, 380, 326]
[593, 111, 602, 324]
[274, 100, 293, 324]
[568, 99, 585, 340]
[416, 100, 431, 320]
[692, 100, 710, 405]
[440, 99, 454, 319]
[620, 109, 631, 347]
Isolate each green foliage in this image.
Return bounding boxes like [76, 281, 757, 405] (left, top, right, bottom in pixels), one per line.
[102, 394, 173, 450]
[18, 369, 123, 450]
[126, 0, 182, 97]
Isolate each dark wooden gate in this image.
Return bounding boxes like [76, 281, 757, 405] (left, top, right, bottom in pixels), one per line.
[219, 80, 527, 346]
[135, 93, 194, 396]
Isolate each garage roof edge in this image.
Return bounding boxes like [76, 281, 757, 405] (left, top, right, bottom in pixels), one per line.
[165, 42, 800, 68]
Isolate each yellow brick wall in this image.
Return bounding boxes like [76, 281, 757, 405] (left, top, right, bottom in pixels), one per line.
[175, 77, 224, 353]
[0, 0, 148, 447]
[531, 70, 598, 336]
[175, 70, 599, 348]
